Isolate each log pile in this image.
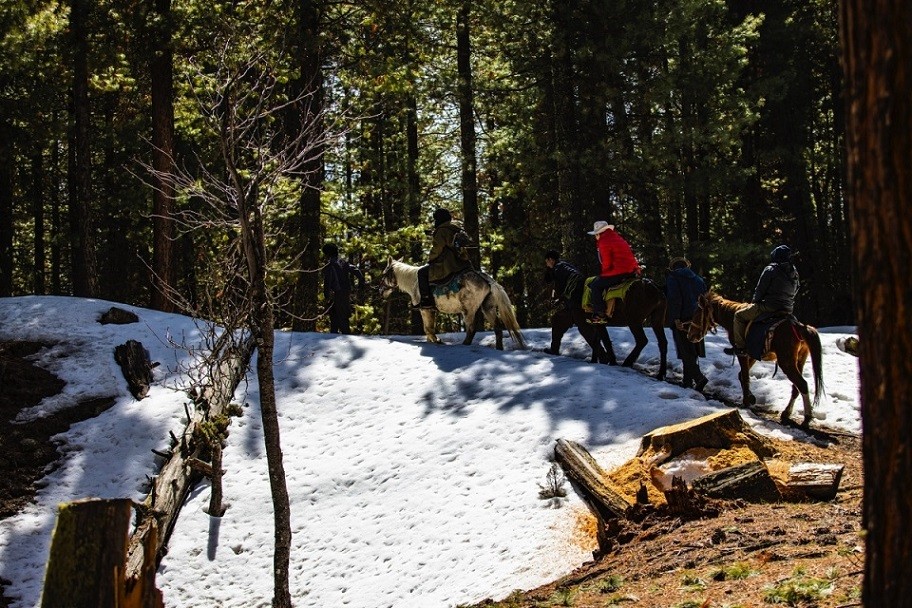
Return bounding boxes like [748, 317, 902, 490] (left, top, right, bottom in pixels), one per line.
[555, 408, 845, 557]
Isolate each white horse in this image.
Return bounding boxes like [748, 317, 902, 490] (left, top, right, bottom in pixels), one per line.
[379, 259, 526, 350]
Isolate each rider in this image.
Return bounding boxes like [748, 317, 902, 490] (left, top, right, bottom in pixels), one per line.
[724, 245, 800, 356]
[665, 257, 708, 391]
[417, 208, 473, 309]
[543, 250, 584, 355]
[587, 221, 640, 324]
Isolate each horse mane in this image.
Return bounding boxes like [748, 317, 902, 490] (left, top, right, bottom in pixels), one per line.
[391, 260, 420, 298]
[707, 290, 750, 333]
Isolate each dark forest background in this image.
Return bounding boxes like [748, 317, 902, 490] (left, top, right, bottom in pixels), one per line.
[0, 0, 850, 333]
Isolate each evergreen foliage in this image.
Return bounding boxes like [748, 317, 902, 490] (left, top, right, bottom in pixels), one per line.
[0, 0, 850, 326]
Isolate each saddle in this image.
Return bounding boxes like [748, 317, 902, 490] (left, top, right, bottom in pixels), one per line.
[745, 312, 797, 360]
[581, 277, 637, 316]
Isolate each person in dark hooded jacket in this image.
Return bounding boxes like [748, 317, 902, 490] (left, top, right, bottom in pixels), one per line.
[416, 208, 473, 309]
[543, 250, 583, 355]
[665, 257, 709, 390]
[725, 245, 800, 355]
[322, 242, 365, 334]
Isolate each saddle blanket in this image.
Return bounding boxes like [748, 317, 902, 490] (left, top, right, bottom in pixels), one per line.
[581, 277, 636, 312]
[432, 272, 469, 297]
[745, 313, 797, 360]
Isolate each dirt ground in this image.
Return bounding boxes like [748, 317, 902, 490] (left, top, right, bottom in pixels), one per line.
[464, 416, 864, 608]
[0, 341, 863, 608]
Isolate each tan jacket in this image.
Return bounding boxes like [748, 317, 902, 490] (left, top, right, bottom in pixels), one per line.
[428, 221, 473, 283]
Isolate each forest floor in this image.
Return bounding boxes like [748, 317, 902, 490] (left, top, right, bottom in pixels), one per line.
[0, 340, 863, 608]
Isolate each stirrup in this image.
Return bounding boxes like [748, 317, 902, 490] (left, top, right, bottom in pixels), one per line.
[723, 346, 746, 356]
[417, 297, 436, 310]
[588, 314, 609, 325]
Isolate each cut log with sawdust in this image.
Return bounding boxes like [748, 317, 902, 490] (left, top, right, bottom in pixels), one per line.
[555, 409, 846, 556]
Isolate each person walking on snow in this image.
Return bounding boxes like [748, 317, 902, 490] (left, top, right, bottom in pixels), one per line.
[665, 257, 709, 391]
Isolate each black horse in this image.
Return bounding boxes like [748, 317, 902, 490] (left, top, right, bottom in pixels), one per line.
[549, 279, 668, 380]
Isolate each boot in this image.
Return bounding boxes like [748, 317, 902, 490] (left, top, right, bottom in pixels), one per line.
[418, 295, 436, 309]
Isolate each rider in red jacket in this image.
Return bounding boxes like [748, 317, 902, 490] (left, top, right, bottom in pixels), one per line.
[588, 221, 640, 323]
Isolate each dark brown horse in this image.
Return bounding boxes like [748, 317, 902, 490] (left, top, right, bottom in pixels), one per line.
[684, 291, 824, 427]
[551, 279, 668, 380]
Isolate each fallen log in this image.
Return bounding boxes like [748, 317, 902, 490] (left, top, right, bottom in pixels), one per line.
[124, 335, 255, 583]
[554, 439, 631, 520]
[785, 463, 844, 501]
[691, 460, 781, 503]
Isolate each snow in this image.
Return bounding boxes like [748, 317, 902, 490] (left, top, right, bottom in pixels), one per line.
[0, 296, 862, 607]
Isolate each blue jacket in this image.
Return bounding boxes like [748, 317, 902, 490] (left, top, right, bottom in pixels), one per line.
[665, 267, 707, 322]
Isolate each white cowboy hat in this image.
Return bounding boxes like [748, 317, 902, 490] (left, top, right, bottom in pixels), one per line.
[587, 221, 614, 235]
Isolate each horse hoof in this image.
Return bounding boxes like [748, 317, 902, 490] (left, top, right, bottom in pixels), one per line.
[747, 395, 757, 406]
[800, 417, 811, 429]
[780, 413, 790, 424]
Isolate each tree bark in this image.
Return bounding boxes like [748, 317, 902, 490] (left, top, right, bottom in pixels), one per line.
[291, 0, 325, 333]
[0, 124, 13, 297]
[31, 153, 46, 294]
[839, 1, 912, 605]
[150, 0, 177, 312]
[69, 0, 98, 297]
[457, 2, 480, 270]
[42, 498, 133, 608]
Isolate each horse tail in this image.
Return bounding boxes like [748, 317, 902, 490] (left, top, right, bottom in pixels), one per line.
[487, 280, 526, 349]
[799, 323, 825, 407]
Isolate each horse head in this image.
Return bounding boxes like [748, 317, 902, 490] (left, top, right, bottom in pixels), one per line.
[379, 258, 399, 298]
[686, 292, 716, 343]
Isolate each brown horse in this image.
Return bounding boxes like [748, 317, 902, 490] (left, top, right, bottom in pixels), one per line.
[551, 279, 668, 380]
[684, 291, 824, 427]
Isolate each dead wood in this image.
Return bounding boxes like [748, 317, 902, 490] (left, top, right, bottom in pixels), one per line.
[124, 335, 255, 583]
[114, 340, 155, 400]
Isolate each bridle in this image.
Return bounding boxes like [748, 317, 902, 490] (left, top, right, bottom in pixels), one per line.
[378, 264, 397, 298]
[681, 294, 717, 343]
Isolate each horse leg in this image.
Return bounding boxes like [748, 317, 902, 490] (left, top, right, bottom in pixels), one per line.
[622, 324, 649, 368]
[738, 359, 756, 407]
[480, 296, 504, 351]
[598, 327, 617, 365]
[653, 323, 668, 381]
[462, 308, 479, 346]
[780, 354, 813, 427]
[420, 309, 442, 344]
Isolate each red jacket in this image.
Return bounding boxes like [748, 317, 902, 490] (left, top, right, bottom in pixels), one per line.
[596, 230, 640, 277]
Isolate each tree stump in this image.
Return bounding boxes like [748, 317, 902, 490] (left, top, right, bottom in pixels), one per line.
[41, 498, 163, 608]
[114, 340, 154, 400]
[691, 460, 781, 502]
[636, 409, 775, 462]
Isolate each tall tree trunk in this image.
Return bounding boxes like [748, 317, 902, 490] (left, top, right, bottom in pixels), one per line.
[840, 1, 912, 605]
[291, 0, 324, 332]
[31, 153, 46, 294]
[51, 138, 62, 295]
[240, 199, 291, 607]
[69, 0, 98, 297]
[0, 123, 12, 297]
[456, 2, 480, 270]
[150, 0, 177, 312]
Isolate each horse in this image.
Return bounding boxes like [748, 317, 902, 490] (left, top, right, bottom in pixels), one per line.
[684, 290, 824, 427]
[379, 259, 526, 350]
[550, 278, 668, 380]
